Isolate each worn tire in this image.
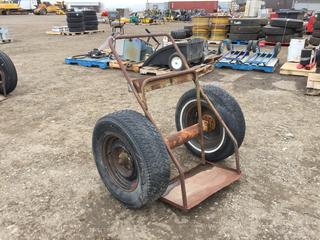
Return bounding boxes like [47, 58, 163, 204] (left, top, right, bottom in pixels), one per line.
[85, 25, 98, 31]
[312, 30, 320, 38]
[228, 33, 259, 41]
[316, 50, 320, 68]
[84, 20, 98, 25]
[309, 36, 320, 46]
[313, 20, 320, 30]
[175, 85, 245, 162]
[230, 18, 268, 26]
[265, 34, 292, 43]
[171, 29, 187, 39]
[230, 25, 261, 34]
[67, 12, 83, 18]
[263, 25, 294, 35]
[0, 51, 18, 95]
[67, 22, 84, 28]
[68, 27, 84, 32]
[67, 17, 83, 23]
[270, 18, 304, 29]
[84, 15, 98, 21]
[93, 110, 170, 209]
[82, 10, 96, 16]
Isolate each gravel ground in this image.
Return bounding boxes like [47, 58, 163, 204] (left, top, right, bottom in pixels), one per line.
[0, 15, 319, 240]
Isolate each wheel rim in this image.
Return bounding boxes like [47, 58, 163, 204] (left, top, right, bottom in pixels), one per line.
[102, 136, 138, 191]
[179, 99, 226, 153]
[171, 56, 183, 70]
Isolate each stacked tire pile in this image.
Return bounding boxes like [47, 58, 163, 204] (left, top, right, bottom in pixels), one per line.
[228, 18, 268, 41]
[310, 20, 320, 46]
[66, 12, 85, 32]
[263, 18, 304, 44]
[83, 10, 98, 31]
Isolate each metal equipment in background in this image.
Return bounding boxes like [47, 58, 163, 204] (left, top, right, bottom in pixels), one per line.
[215, 40, 281, 72]
[92, 33, 246, 211]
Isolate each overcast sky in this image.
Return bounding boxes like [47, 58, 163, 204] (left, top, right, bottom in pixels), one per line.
[103, 0, 231, 11]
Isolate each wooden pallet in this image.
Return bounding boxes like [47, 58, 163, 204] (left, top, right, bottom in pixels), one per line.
[108, 60, 143, 73]
[140, 64, 213, 76]
[46, 31, 63, 35]
[280, 62, 317, 77]
[306, 73, 320, 96]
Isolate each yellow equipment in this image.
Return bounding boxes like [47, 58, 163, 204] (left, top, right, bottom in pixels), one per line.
[33, 1, 65, 15]
[0, 0, 21, 15]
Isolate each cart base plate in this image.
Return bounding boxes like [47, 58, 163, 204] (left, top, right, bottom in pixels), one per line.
[161, 164, 241, 210]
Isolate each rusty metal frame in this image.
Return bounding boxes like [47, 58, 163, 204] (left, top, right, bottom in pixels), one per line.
[108, 33, 241, 210]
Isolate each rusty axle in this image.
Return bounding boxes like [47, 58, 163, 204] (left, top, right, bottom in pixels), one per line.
[165, 121, 209, 149]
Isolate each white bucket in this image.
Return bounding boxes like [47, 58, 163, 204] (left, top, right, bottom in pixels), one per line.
[287, 38, 306, 62]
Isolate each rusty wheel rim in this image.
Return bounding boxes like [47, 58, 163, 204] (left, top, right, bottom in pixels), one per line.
[102, 136, 138, 191]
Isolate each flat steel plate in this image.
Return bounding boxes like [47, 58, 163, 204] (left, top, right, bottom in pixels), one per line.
[161, 165, 241, 210]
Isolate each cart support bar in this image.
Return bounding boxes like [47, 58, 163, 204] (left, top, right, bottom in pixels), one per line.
[165, 121, 208, 149]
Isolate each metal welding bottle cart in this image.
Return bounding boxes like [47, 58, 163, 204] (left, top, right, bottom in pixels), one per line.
[92, 33, 246, 211]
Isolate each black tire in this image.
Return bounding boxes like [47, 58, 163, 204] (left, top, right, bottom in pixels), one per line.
[67, 17, 83, 23]
[228, 33, 259, 41]
[67, 12, 83, 18]
[92, 110, 170, 209]
[82, 10, 96, 16]
[84, 20, 98, 26]
[312, 30, 320, 38]
[175, 85, 245, 162]
[85, 25, 98, 31]
[171, 29, 187, 39]
[169, 53, 185, 71]
[230, 25, 261, 34]
[263, 25, 294, 35]
[184, 28, 193, 38]
[67, 22, 84, 28]
[0, 51, 18, 95]
[84, 15, 98, 21]
[309, 36, 320, 46]
[270, 18, 303, 29]
[265, 34, 292, 43]
[273, 42, 281, 57]
[68, 27, 84, 32]
[313, 20, 320, 30]
[293, 32, 303, 38]
[217, 39, 232, 55]
[316, 50, 320, 68]
[230, 18, 268, 26]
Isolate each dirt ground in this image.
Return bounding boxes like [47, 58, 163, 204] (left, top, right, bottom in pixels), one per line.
[0, 15, 319, 240]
